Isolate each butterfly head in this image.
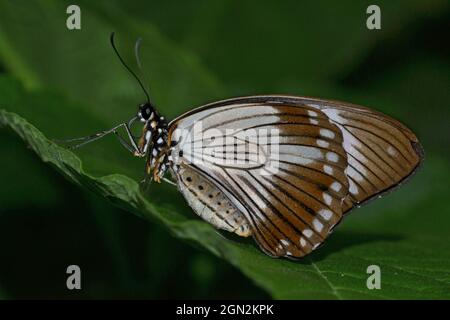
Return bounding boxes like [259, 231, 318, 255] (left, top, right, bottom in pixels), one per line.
[137, 102, 156, 123]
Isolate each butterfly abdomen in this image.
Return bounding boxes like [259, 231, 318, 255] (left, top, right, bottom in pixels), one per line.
[176, 164, 252, 237]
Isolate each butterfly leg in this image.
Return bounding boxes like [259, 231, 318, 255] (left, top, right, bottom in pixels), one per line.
[119, 121, 143, 156]
[113, 130, 139, 154]
[162, 177, 177, 186]
[139, 175, 153, 193]
[57, 122, 144, 156]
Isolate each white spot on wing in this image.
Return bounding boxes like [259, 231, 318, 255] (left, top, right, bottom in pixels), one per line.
[319, 209, 333, 221]
[300, 237, 307, 247]
[322, 193, 332, 205]
[280, 239, 289, 246]
[317, 139, 329, 148]
[326, 152, 339, 162]
[320, 129, 335, 139]
[313, 219, 323, 232]
[387, 145, 397, 156]
[308, 110, 318, 117]
[330, 181, 342, 192]
[304, 229, 313, 238]
[323, 165, 333, 175]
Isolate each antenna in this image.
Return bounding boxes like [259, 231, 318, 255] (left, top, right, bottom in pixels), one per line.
[110, 32, 151, 103]
[134, 37, 152, 98]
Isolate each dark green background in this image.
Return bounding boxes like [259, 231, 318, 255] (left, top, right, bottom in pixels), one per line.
[0, 0, 448, 299]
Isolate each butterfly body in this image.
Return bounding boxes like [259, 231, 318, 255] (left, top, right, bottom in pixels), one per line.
[133, 102, 172, 182]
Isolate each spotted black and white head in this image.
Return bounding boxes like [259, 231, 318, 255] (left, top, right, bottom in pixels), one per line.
[137, 102, 156, 123]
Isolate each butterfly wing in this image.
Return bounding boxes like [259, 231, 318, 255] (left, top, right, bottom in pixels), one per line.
[168, 96, 423, 258]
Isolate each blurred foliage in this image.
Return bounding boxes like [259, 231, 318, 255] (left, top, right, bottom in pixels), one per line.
[0, 0, 449, 299]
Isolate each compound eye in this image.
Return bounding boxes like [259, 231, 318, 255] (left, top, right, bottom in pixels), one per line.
[143, 108, 150, 119]
[139, 104, 153, 120]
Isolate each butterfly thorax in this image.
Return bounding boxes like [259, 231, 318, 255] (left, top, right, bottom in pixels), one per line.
[136, 104, 171, 182]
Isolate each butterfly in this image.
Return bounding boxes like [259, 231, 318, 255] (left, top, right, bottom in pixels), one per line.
[65, 34, 424, 259]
